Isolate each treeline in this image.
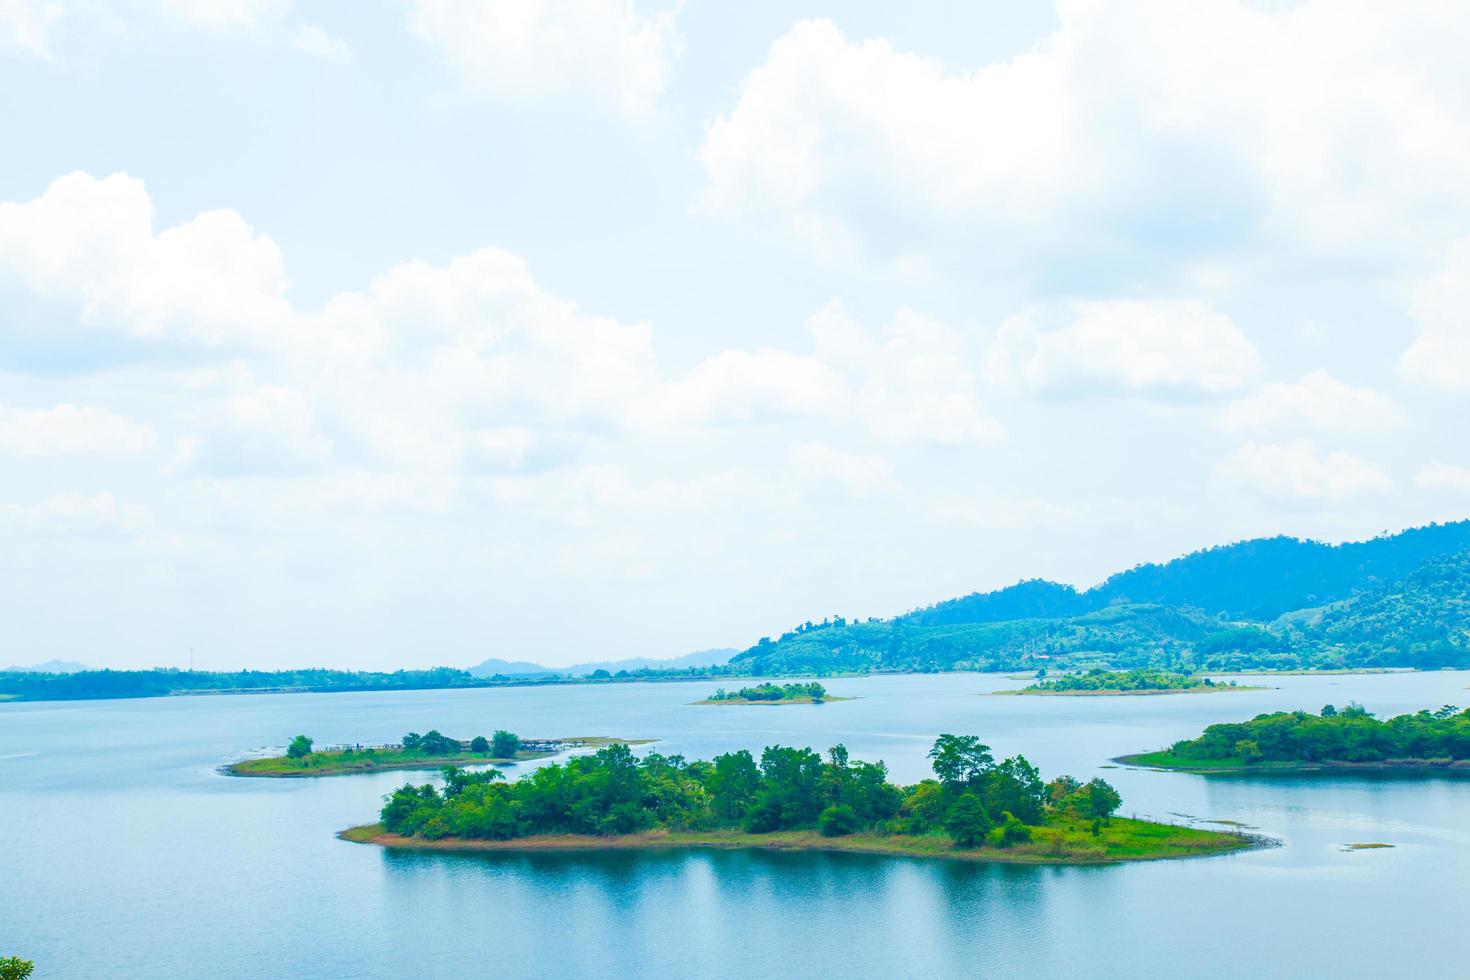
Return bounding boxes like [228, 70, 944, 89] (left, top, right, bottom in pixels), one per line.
[1024, 668, 1227, 693]
[0, 667, 496, 702]
[1165, 705, 1470, 763]
[708, 682, 828, 702]
[379, 735, 1123, 848]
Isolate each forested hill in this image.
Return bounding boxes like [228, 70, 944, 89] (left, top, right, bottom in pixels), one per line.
[735, 521, 1470, 675]
[899, 520, 1470, 627]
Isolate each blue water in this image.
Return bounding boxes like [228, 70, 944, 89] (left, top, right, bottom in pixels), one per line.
[3, 671, 1469, 978]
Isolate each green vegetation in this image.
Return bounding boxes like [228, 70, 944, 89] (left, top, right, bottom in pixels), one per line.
[0, 957, 34, 980]
[1122, 703, 1470, 771]
[226, 730, 642, 777]
[1003, 668, 1258, 696]
[698, 682, 841, 704]
[730, 523, 1470, 676]
[350, 735, 1255, 864]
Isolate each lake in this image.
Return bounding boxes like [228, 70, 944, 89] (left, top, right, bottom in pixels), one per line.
[3, 670, 1469, 978]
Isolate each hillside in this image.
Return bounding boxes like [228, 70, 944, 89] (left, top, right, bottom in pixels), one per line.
[733, 522, 1470, 676]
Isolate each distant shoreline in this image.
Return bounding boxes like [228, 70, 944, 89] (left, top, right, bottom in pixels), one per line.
[338, 819, 1264, 866]
[991, 686, 1269, 697]
[1115, 752, 1470, 775]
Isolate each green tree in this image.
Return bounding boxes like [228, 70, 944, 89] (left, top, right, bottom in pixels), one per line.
[286, 735, 313, 759]
[944, 792, 993, 847]
[0, 957, 35, 980]
[927, 734, 994, 786]
[469, 735, 490, 753]
[491, 730, 521, 757]
[1082, 778, 1122, 820]
[707, 749, 760, 820]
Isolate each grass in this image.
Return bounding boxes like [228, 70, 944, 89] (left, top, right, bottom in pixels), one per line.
[226, 736, 649, 777]
[339, 815, 1259, 865]
[1343, 842, 1394, 850]
[691, 696, 854, 706]
[1117, 751, 1470, 775]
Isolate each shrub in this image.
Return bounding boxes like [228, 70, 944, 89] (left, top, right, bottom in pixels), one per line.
[819, 804, 860, 837]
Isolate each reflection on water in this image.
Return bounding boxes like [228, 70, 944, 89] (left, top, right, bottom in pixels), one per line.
[2, 670, 1469, 978]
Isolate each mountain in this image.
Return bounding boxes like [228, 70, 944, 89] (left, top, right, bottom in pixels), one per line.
[465, 658, 557, 678]
[898, 520, 1470, 627]
[733, 521, 1470, 676]
[2, 659, 90, 674]
[466, 648, 738, 679]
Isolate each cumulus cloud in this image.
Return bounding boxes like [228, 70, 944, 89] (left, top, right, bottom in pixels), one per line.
[987, 300, 1258, 397]
[1415, 460, 1470, 491]
[786, 440, 894, 498]
[1216, 440, 1391, 500]
[0, 491, 149, 533]
[1401, 235, 1470, 390]
[1218, 370, 1405, 434]
[700, 5, 1470, 255]
[291, 23, 349, 63]
[0, 404, 157, 456]
[407, 0, 682, 118]
[810, 303, 1004, 445]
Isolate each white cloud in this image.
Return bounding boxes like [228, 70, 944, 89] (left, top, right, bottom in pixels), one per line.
[0, 0, 61, 57]
[1218, 370, 1405, 434]
[1217, 440, 1391, 500]
[0, 172, 295, 351]
[0, 403, 157, 456]
[407, 0, 681, 118]
[809, 302, 1003, 444]
[1401, 235, 1470, 390]
[699, 6, 1470, 254]
[0, 492, 149, 533]
[1415, 460, 1470, 491]
[291, 23, 349, 63]
[988, 300, 1258, 397]
[786, 440, 894, 497]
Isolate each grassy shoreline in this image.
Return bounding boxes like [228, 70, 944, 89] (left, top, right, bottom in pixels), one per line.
[1116, 751, 1470, 775]
[338, 816, 1261, 865]
[225, 737, 649, 777]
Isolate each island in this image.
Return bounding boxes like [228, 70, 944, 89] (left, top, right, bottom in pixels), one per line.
[694, 682, 849, 705]
[226, 729, 648, 777]
[996, 668, 1265, 696]
[1119, 703, 1470, 773]
[340, 735, 1260, 865]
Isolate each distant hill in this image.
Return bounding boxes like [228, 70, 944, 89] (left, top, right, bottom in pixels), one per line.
[899, 520, 1470, 627]
[467, 648, 737, 679]
[3, 659, 90, 674]
[735, 521, 1470, 675]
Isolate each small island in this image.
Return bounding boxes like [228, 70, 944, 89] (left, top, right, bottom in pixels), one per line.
[694, 681, 849, 705]
[1119, 703, 1470, 773]
[997, 668, 1265, 696]
[226, 729, 646, 777]
[340, 735, 1260, 865]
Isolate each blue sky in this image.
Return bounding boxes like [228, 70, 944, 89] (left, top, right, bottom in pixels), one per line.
[2, 0, 1469, 670]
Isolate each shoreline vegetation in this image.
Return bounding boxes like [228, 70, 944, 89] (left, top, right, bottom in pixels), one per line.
[351, 735, 1262, 866]
[1119, 702, 1470, 774]
[225, 729, 649, 778]
[995, 668, 1267, 697]
[339, 818, 1258, 865]
[695, 682, 849, 706]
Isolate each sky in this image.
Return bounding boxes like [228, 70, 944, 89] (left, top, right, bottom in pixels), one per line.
[2, 0, 1469, 671]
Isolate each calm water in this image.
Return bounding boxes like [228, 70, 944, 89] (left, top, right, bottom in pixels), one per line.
[3, 671, 1469, 979]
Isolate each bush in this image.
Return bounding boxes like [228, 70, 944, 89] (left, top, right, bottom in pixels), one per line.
[469, 735, 490, 753]
[491, 730, 521, 757]
[0, 957, 35, 980]
[819, 804, 860, 837]
[286, 735, 313, 759]
[943, 792, 993, 848]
